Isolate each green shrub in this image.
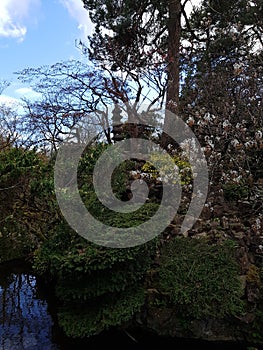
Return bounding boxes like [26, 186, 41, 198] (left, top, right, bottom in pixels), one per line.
[0, 146, 57, 261]
[33, 220, 157, 337]
[158, 237, 244, 319]
[58, 287, 145, 338]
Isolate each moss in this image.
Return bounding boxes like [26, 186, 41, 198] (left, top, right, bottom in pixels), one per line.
[157, 237, 244, 319]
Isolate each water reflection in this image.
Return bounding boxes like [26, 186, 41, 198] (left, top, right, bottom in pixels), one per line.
[0, 261, 58, 350]
[0, 261, 250, 350]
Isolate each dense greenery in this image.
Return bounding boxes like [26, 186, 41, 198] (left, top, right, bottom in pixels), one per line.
[30, 141, 160, 337]
[0, 138, 262, 342]
[0, 0, 262, 344]
[0, 144, 57, 262]
[33, 221, 157, 337]
[158, 238, 244, 319]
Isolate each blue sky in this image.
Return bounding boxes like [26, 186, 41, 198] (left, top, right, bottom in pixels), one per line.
[0, 0, 201, 106]
[0, 0, 93, 103]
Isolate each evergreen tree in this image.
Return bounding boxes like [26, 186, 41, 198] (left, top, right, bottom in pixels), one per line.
[82, 0, 191, 146]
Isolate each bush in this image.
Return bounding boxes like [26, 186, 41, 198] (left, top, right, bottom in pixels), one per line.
[158, 237, 244, 319]
[33, 219, 158, 337]
[0, 146, 57, 261]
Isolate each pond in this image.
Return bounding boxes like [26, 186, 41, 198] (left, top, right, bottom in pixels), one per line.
[0, 260, 250, 350]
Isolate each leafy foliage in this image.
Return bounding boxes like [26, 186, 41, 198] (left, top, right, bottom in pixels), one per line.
[58, 287, 145, 338]
[33, 210, 158, 337]
[31, 140, 165, 337]
[83, 0, 169, 71]
[0, 145, 57, 262]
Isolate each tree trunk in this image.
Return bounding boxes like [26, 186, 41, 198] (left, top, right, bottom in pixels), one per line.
[161, 0, 181, 149]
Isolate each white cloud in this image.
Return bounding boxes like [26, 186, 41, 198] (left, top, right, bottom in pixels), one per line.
[59, 0, 94, 40]
[0, 87, 41, 110]
[15, 87, 41, 99]
[0, 0, 40, 41]
[0, 94, 21, 107]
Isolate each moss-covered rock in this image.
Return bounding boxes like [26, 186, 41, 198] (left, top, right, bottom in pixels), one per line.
[157, 237, 244, 319]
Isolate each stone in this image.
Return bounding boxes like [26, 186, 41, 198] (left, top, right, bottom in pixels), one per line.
[239, 275, 247, 297]
[232, 231, 245, 239]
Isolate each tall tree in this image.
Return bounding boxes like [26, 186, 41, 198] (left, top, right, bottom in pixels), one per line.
[161, 0, 181, 147]
[82, 0, 192, 146]
[167, 0, 181, 108]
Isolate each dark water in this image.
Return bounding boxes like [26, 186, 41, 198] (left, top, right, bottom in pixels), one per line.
[0, 260, 57, 349]
[0, 260, 253, 350]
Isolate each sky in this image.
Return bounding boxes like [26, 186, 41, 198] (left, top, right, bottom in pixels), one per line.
[0, 0, 201, 106]
[0, 0, 93, 103]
